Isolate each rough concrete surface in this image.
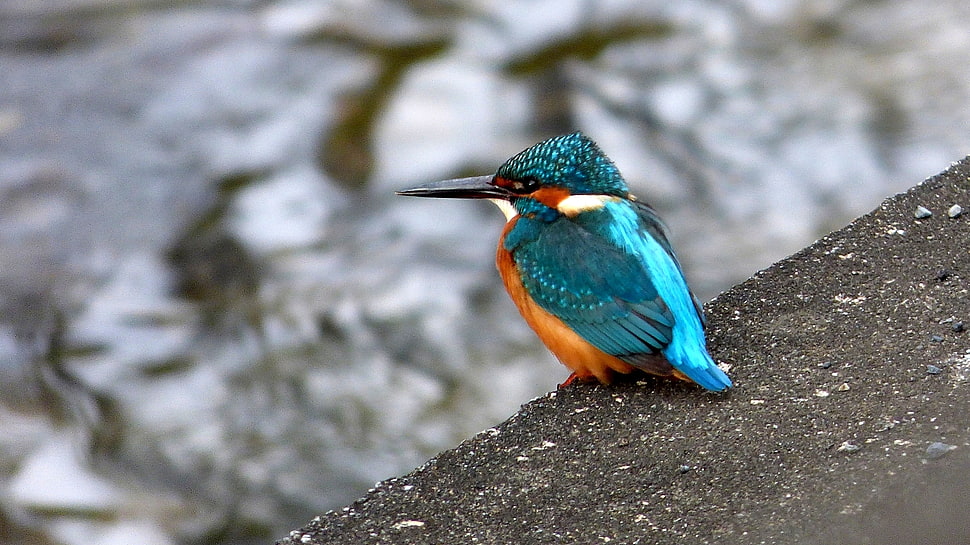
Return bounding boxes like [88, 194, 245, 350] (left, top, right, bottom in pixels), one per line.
[279, 158, 970, 545]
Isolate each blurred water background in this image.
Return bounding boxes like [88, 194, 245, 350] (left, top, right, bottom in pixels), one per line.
[1, 1, 969, 544]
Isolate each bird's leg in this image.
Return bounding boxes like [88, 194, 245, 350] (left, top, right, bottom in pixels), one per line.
[557, 372, 580, 389]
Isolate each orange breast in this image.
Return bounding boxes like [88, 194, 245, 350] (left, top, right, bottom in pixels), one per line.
[495, 219, 635, 384]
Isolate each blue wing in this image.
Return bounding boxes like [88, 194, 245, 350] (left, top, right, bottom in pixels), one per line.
[507, 212, 677, 363]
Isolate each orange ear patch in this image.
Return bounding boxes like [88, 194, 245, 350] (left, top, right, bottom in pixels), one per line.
[529, 186, 571, 209]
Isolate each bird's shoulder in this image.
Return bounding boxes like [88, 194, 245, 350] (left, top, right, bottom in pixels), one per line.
[504, 204, 664, 315]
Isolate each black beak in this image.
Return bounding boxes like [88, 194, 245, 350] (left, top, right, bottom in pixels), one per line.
[396, 175, 510, 200]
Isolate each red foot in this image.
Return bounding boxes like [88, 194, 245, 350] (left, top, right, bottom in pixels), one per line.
[557, 372, 580, 389]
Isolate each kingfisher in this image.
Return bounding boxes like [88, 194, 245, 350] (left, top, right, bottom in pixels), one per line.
[397, 132, 731, 391]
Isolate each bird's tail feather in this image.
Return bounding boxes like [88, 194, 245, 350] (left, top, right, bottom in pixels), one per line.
[666, 342, 732, 392]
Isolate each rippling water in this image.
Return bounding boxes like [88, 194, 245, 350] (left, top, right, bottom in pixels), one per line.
[2, 1, 969, 543]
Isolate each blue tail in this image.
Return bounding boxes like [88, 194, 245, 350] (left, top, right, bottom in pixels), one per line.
[664, 338, 732, 391]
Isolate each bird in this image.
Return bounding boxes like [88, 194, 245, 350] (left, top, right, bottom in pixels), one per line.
[396, 132, 732, 391]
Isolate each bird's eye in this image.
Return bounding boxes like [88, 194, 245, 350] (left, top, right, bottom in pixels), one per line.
[511, 176, 540, 194]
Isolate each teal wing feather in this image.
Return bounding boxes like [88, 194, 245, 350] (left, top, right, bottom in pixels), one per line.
[509, 216, 675, 360]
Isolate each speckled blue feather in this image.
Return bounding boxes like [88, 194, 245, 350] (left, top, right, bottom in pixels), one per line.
[500, 133, 732, 391]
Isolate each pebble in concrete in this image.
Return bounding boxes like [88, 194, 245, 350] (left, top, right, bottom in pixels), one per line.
[925, 442, 957, 460]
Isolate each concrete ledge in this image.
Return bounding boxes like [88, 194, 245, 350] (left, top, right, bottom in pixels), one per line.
[279, 158, 970, 545]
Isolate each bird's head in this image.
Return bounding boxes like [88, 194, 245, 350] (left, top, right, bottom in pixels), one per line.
[397, 132, 629, 221]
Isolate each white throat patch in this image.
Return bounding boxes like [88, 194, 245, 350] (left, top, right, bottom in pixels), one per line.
[488, 199, 518, 222]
